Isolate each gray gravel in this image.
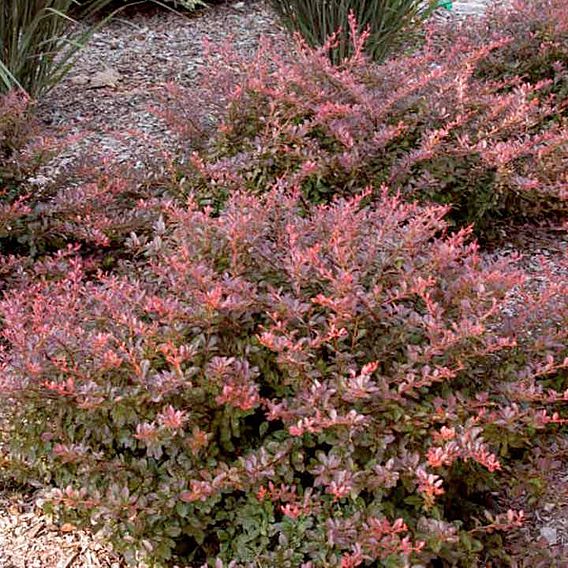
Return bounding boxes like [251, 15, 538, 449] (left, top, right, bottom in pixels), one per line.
[37, 0, 289, 172]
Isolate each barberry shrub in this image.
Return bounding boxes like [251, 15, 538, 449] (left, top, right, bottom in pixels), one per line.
[1, 189, 566, 566]
[0, 159, 162, 259]
[0, 107, 157, 261]
[0, 91, 40, 192]
[166, 0, 567, 238]
[472, 0, 568, 99]
[0, 90, 54, 259]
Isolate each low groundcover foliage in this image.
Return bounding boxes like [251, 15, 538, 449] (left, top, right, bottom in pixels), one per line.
[0, 189, 566, 566]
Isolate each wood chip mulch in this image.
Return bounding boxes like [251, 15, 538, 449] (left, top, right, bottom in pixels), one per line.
[0, 489, 123, 568]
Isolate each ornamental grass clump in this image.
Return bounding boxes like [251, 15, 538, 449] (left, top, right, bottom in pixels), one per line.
[0, 189, 566, 566]
[271, 0, 437, 64]
[0, 0, 116, 96]
[166, 0, 567, 239]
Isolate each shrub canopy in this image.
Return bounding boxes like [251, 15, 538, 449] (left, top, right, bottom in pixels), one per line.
[1, 190, 567, 565]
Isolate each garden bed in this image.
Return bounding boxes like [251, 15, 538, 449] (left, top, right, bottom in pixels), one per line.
[0, 0, 566, 566]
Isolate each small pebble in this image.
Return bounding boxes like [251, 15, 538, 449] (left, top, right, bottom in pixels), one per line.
[540, 526, 558, 545]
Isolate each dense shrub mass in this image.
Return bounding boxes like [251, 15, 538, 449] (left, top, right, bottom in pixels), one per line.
[3, 161, 160, 258]
[1, 190, 566, 566]
[166, 0, 567, 237]
[473, 0, 568, 99]
[0, 92, 36, 190]
[0, 0, 567, 566]
[0, 92, 54, 255]
[0, 93, 155, 259]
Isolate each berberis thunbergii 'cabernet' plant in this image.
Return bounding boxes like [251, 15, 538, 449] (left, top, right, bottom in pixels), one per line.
[166, 0, 567, 239]
[0, 189, 566, 566]
[0, 0, 566, 566]
[0, 92, 156, 258]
